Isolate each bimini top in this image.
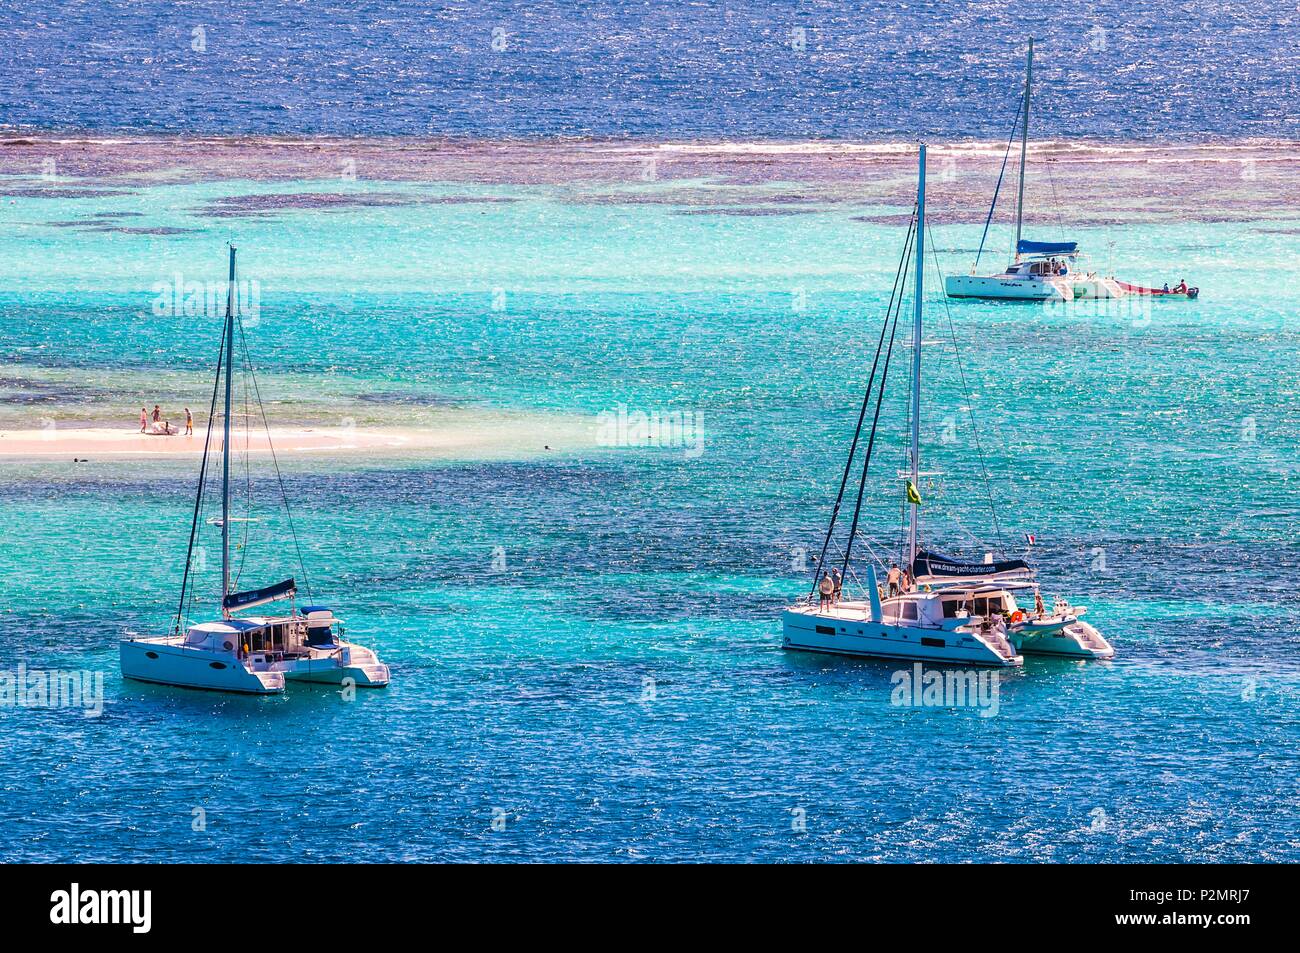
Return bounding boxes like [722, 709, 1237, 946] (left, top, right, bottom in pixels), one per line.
[1017, 239, 1078, 257]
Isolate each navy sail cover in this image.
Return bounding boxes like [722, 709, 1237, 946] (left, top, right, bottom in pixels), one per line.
[222, 577, 296, 611]
[912, 550, 1029, 579]
[1017, 239, 1078, 256]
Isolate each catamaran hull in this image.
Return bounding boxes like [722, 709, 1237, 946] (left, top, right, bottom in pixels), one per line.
[280, 660, 391, 686]
[781, 610, 1021, 667]
[945, 274, 1072, 301]
[120, 640, 285, 693]
[1011, 620, 1115, 659]
[1069, 277, 1125, 299]
[274, 642, 390, 686]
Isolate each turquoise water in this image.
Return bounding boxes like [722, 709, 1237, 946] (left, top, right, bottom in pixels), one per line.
[1, 148, 1298, 861]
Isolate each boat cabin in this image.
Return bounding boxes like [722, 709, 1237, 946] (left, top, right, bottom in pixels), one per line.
[184, 607, 340, 658]
[1002, 257, 1070, 279]
[880, 591, 954, 628]
[928, 581, 1038, 621]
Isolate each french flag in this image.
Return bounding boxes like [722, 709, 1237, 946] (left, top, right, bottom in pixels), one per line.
[1024, 533, 1036, 546]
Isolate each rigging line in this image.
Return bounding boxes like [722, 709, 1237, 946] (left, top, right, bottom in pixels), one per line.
[825, 536, 865, 594]
[839, 225, 911, 584]
[851, 528, 889, 577]
[973, 95, 1028, 273]
[808, 203, 918, 595]
[173, 315, 228, 634]
[237, 317, 314, 605]
[233, 340, 254, 588]
[1044, 157, 1068, 241]
[926, 220, 1006, 553]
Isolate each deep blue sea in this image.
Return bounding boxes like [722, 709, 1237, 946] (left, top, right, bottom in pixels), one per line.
[1, 2, 1298, 863]
[2, 0, 1299, 140]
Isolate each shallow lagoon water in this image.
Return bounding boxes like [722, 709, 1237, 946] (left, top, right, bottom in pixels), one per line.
[1, 140, 1299, 862]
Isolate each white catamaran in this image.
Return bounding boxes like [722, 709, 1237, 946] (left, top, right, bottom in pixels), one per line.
[945, 39, 1197, 303]
[120, 246, 391, 694]
[782, 145, 1114, 666]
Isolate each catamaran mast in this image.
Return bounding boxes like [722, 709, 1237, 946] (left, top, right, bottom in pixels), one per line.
[221, 245, 236, 607]
[1013, 38, 1033, 260]
[908, 145, 925, 569]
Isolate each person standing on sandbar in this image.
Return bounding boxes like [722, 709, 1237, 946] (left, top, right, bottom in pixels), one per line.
[139, 407, 148, 433]
[185, 408, 193, 435]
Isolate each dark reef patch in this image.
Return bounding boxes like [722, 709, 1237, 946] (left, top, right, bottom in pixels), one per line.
[197, 191, 417, 217]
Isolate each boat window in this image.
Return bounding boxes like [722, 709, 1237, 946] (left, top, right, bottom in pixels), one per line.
[901, 603, 919, 622]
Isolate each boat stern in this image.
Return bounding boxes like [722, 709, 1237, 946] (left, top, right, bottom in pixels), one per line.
[1014, 618, 1115, 659]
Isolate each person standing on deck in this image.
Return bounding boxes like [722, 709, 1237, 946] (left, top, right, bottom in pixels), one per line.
[818, 573, 834, 610]
[886, 562, 901, 597]
[830, 568, 842, 605]
[185, 408, 193, 435]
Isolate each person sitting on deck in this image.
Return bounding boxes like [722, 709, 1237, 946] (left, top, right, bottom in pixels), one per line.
[818, 573, 834, 610]
[1034, 591, 1045, 617]
[886, 562, 901, 597]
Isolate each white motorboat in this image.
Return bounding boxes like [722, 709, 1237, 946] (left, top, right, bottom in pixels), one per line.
[120, 245, 391, 694]
[782, 144, 1021, 668]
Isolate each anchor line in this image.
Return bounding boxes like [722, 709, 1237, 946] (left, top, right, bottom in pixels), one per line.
[808, 204, 917, 597]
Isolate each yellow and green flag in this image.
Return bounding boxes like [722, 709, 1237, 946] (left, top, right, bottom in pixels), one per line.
[905, 480, 922, 506]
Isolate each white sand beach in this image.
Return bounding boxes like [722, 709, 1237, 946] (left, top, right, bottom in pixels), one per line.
[0, 417, 592, 460]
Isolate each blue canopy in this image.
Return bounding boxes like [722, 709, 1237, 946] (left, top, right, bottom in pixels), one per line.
[1017, 239, 1078, 256]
